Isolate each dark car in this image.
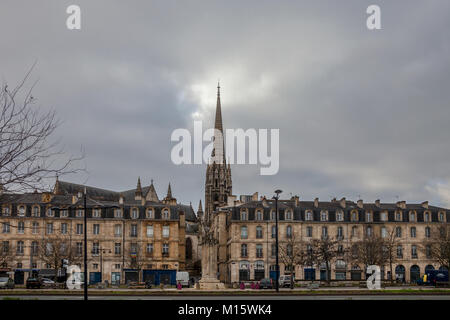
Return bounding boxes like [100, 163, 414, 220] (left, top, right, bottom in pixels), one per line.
[259, 278, 273, 289]
[26, 278, 42, 289]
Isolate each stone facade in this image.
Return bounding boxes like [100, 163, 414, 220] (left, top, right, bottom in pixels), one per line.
[0, 178, 199, 285]
[214, 196, 449, 284]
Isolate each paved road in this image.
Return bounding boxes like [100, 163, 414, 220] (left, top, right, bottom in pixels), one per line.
[1, 295, 450, 300]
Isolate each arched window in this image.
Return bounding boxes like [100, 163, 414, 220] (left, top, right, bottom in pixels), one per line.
[320, 210, 328, 221]
[46, 208, 54, 217]
[240, 210, 248, 221]
[32, 206, 39, 217]
[409, 211, 416, 222]
[424, 212, 430, 222]
[336, 210, 344, 221]
[285, 210, 293, 220]
[131, 208, 139, 219]
[395, 211, 402, 221]
[351, 211, 358, 222]
[270, 210, 277, 221]
[146, 208, 154, 219]
[18, 206, 25, 216]
[305, 210, 313, 221]
[256, 209, 263, 221]
[114, 208, 122, 218]
[162, 208, 170, 219]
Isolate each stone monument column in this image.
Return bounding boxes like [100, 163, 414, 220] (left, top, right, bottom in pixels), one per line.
[198, 213, 225, 290]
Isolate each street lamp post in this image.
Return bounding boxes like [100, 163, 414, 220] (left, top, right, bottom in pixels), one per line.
[273, 189, 282, 292]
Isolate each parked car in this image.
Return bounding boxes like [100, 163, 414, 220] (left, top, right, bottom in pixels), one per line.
[0, 277, 15, 289]
[279, 275, 292, 288]
[176, 272, 190, 287]
[26, 278, 42, 289]
[41, 278, 56, 288]
[259, 278, 273, 289]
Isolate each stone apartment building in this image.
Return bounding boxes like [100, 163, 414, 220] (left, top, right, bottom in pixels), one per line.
[0, 178, 199, 285]
[214, 194, 449, 285]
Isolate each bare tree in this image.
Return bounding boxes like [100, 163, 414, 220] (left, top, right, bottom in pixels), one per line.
[423, 224, 450, 284]
[383, 227, 400, 284]
[0, 65, 84, 194]
[124, 242, 145, 282]
[0, 240, 16, 268]
[352, 234, 387, 279]
[38, 237, 82, 271]
[278, 233, 304, 289]
[311, 236, 342, 284]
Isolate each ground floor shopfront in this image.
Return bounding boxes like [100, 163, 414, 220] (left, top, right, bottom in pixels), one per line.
[223, 260, 448, 284]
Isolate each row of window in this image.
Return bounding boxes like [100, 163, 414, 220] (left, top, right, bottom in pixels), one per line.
[239, 209, 446, 222]
[1, 222, 171, 238]
[1, 207, 172, 219]
[1, 241, 170, 256]
[239, 225, 435, 239]
[238, 243, 430, 260]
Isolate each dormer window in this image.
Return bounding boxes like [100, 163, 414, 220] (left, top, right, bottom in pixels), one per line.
[270, 210, 276, 221]
[131, 208, 139, 219]
[114, 208, 122, 218]
[439, 212, 445, 222]
[366, 212, 372, 222]
[351, 211, 358, 222]
[46, 208, 54, 217]
[76, 209, 84, 218]
[305, 211, 313, 221]
[320, 210, 328, 221]
[162, 208, 170, 219]
[285, 210, 293, 220]
[60, 209, 68, 218]
[409, 212, 416, 222]
[18, 206, 25, 217]
[2, 206, 10, 216]
[424, 212, 430, 222]
[336, 210, 344, 222]
[240, 210, 248, 221]
[395, 211, 402, 221]
[31, 206, 39, 217]
[93, 208, 101, 218]
[146, 208, 154, 219]
[256, 209, 263, 221]
[380, 212, 388, 222]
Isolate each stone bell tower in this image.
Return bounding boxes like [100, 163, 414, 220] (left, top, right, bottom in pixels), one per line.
[204, 83, 232, 216]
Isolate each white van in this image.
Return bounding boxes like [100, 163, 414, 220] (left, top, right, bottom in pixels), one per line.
[176, 271, 190, 287]
[279, 275, 292, 288]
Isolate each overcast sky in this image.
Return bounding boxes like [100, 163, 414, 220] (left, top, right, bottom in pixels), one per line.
[1, 0, 450, 208]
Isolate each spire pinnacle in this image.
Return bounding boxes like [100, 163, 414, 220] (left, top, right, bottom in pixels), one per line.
[167, 182, 172, 198]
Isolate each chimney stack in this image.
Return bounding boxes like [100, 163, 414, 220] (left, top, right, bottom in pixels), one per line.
[314, 198, 319, 208]
[340, 197, 346, 208]
[396, 201, 406, 209]
[357, 199, 363, 209]
[421, 201, 429, 209]
[375, 199, 381, 208]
